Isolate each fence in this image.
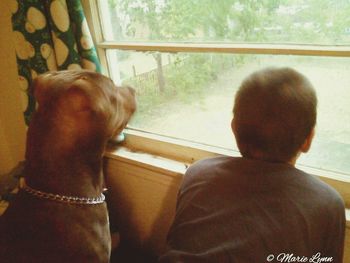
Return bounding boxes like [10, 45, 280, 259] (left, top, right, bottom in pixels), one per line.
[123, 54, 235, 96]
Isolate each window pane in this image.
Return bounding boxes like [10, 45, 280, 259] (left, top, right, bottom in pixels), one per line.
[100, 0, 350, 45]
[107, 50, 350, 175]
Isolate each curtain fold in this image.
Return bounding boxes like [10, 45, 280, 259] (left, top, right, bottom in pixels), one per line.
[9, 0, 101, 124]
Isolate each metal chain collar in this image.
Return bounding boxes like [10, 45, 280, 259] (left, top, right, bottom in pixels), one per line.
[21, 180, 105, 205]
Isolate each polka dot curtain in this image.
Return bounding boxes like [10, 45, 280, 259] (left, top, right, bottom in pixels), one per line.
[9, 0, 101, 125]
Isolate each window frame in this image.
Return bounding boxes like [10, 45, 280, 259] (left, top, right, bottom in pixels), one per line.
[83, 0, 350, 206]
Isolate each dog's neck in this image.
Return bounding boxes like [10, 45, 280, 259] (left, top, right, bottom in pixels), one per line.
[24, 113, 107, 198]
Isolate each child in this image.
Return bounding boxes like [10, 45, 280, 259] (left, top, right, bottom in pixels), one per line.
[159, 67, 345, 263]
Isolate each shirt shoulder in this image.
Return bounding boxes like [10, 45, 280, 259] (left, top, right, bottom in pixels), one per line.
[182, 156, 238, 186]
[295, 169, 345, 208]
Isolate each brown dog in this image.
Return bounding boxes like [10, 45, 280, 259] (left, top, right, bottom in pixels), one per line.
[0, 70, 136, 263]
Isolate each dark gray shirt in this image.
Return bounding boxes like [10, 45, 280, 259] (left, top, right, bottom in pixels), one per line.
[159, 157, 345, 263]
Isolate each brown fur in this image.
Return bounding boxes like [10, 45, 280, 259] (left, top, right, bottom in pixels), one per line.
[0, 70, 136, 263]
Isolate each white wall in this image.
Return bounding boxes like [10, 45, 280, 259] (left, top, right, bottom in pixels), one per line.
[104, 154, 183, 255]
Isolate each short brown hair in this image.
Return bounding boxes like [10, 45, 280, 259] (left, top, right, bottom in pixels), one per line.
[233, 67, 317, 162]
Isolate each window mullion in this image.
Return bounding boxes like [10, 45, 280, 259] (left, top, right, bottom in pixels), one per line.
[83, 0, 110, 76]
[98, 41, 350, 57]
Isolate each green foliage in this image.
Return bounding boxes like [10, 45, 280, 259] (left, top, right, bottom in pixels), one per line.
[108, 0, 117, 8]
[124, 53, 237, 125]
[111, 0, 350, 43]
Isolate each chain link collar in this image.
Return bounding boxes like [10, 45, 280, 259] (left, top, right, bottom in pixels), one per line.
[21, 180, 105, 205]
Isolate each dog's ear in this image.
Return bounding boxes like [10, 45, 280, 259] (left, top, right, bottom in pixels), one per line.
[58, 87, 92, 113]
[108, 85, 136, 137]
[54, 86, 96, 125]
[32, 71, 89, 110]
[55, 87, 96, 145]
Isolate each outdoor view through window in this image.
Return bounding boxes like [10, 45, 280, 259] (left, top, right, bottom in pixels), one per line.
[98, 0, 350, 175]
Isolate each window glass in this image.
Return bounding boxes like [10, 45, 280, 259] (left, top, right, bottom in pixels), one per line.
[97, 0, 350, 175]
[107, 50, 350, 174]
[101, 0, 350, 45]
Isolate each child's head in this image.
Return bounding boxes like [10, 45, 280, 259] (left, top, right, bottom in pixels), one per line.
[232, 67, 317, 163]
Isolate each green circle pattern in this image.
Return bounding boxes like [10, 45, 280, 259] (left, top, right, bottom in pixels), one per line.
[10, 0, 101, 125]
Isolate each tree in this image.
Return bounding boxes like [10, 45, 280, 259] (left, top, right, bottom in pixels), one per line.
[106, 0, 350, 92]
[108, 0, 206, 93]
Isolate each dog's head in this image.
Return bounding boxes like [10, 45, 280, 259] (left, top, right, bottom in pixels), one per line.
[27, 70, 136, 159]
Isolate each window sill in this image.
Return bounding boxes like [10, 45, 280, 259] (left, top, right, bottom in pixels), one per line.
[106, 129, 350, 207]
[105, 146, 187, 177]
[105, 145, 350, 228]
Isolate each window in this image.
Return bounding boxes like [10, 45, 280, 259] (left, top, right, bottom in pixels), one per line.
[86, 0, 350, 177]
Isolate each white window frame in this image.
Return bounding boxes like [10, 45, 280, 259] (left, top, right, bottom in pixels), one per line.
[82, 0, 350, 207]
